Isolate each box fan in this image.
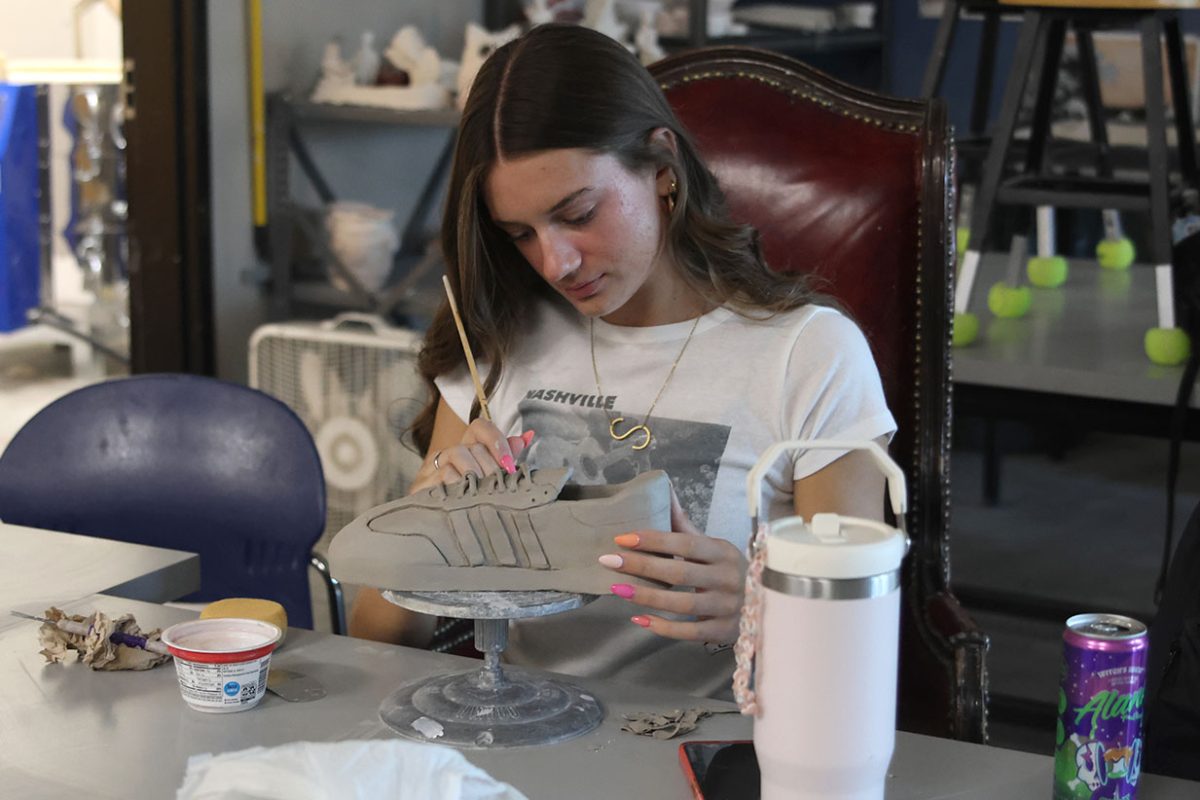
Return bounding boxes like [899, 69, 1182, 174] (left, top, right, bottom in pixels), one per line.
[249, 313, 427, 547]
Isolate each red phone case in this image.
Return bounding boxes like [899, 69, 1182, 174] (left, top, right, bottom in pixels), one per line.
[677, 740, 754, 800]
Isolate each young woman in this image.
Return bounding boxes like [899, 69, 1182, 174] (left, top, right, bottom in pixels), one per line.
[350, 23, 895, 698]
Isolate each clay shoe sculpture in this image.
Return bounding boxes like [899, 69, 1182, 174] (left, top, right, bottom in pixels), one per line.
[328, 466, 671, 594]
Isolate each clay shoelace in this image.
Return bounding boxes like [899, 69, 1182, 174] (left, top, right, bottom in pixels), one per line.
[428, 466, 535, 501]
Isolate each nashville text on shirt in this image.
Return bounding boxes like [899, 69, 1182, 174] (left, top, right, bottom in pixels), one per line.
[525, 388, 617, 410]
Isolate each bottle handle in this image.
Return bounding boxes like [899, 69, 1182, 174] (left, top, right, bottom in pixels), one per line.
[745, 438, 907, 525]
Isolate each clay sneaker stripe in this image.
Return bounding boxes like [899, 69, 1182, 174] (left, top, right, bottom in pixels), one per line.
[449, 509, 482, 566]
[466, 507, 497, 566]
[527, 515, 558, 570]
[499, 510, 530, 568]
[469, 506, 502, 566]
[514, 512, 550, 569]
[480, 506, 519, 566]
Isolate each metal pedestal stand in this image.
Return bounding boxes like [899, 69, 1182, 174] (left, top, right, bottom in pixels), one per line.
[379, 589, 603, 748]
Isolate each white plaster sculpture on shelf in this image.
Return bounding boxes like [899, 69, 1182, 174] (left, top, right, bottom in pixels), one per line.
[311, 25, 450, 111]
[835, 2, 877, 30]
[325, 201, 399, 293]
[384, 26, 443, 89]
[731, 3, 837, 33]
[456, 23, 521, 110]
[585, 0, 629, 44]
[658, 0, 747, 39]
[316, 39, 355, 91]
[525, 0, 555, 26]
[635, 8, 665, 65]
[706, 0, 747, 37]
[352, 30, 381, 85]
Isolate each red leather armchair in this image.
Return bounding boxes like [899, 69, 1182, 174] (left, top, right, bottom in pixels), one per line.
[652, 49, 990, 742]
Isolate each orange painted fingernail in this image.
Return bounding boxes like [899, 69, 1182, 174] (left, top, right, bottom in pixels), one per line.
[521, 430, 536, 446]
[611, 583, 635, 599]
[631, 615, 651, 628]
[614, 533, 640, 548]
[598, 554, 623, 569]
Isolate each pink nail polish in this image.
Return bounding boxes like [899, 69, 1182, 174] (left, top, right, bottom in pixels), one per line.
[631, 615, 651, 628]
[611, 583, 635, 599]
[598, 554, 623, 569]
[500, 455, 516, 474]
[522, 430, 536, 446]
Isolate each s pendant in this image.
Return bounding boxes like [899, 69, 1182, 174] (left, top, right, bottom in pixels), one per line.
[609, 417, 651, 451]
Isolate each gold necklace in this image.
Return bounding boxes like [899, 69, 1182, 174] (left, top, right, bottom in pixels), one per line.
[589, 315, 702, 451]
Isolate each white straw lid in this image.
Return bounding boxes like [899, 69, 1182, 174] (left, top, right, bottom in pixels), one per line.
[765, 513, 907, 579]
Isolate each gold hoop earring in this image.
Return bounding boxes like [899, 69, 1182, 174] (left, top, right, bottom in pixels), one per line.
[666, 179, 678, 214]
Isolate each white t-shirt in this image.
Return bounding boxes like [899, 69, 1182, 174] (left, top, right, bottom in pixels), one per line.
[435, 296, 896, 697]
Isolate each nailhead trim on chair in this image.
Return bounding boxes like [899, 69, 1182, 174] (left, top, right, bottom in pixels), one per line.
[658, 70, 921, 134]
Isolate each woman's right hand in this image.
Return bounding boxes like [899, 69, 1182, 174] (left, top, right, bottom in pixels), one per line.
[410, 418, 532, 494]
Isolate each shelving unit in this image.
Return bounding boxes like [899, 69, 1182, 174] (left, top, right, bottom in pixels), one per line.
[484, 0, 891, 90]
[262, 2, 893, 321]
[263, 93, 457, 323]
[677, 0, 890, 90]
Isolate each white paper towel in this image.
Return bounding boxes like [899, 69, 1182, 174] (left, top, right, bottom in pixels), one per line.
[176, 739, 529, 800]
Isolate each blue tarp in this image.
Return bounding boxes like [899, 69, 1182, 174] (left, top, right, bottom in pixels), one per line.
[0, 83, 40, 332]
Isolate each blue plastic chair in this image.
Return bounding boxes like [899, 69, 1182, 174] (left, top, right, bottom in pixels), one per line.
[0, 374, 344, 632]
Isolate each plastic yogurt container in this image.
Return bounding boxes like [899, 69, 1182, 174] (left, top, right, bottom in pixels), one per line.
[161, 618, 282, 713]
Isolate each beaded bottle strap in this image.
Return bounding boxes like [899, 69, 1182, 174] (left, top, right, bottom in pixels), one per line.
[732, 522, 768, 716]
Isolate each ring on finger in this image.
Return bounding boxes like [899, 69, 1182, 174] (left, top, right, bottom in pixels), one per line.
[432, 449, 442, 470]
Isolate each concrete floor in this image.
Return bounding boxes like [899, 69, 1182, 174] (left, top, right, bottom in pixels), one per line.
[950, 422, 1196, 753]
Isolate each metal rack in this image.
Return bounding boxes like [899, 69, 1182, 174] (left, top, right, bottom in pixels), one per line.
[261, 92, 457, 322]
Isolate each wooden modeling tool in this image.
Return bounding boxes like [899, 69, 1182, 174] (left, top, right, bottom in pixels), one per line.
[441, 274, 492, 421]
[11, 609, 170, 655]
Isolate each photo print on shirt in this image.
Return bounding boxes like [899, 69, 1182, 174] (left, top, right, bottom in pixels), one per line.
[518, 396, 730, 532]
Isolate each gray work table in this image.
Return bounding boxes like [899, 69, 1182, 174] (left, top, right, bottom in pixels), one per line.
[0, 522, 199, 615]
[953, 256, 1196, 407]
[1, 596, 1196, 799]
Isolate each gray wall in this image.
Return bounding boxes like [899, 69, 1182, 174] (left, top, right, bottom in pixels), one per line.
[207, 1, 478, 382]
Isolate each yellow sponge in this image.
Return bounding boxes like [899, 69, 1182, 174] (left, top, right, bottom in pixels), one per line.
[199, 598, 288, 644]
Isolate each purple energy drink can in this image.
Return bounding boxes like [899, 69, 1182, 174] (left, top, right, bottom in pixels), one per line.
[1053, 613, 1148, 800]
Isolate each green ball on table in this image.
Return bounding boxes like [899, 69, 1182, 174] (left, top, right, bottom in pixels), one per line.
[1096, 237, 1135, 270]
[1026, 255, 1068, 288]
[987, 282, 1032, 319]
[1145, 327, 1191, 366]
[952, 311, 979, 347]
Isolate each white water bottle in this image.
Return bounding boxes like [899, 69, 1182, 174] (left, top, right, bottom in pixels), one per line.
[734, 439, 909, 800]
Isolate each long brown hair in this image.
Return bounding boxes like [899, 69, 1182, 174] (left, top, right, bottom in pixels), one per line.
[413, 24, 817, 453]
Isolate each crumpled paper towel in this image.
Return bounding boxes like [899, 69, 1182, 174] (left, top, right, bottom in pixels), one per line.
[38, 607, 169, 671]
[176, 740, 528, 800]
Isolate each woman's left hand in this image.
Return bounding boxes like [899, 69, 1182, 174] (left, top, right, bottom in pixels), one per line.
[600, 490, 747, 645]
